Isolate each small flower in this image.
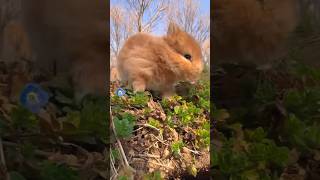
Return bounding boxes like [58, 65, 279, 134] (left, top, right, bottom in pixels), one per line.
[20, 83, 49, 113]
[116, 88, 126, 97]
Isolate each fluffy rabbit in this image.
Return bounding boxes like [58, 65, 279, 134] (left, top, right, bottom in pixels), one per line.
[213, 0, 299, 64]
[117, 23, 203, 97]
[2, 0, 108, 100]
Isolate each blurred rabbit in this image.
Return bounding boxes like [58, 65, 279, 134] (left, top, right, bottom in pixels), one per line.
[1, 20, 33, 63]
[213, 0, 300, 64]
[3, 0, 108, 100]
[110, 66, 119, 82]
[117, 22, 203, 97]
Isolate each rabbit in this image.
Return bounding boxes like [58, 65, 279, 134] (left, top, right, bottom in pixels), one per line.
[110, 66, 120, 82]
[117, 22, 204, 97]
[4, 0, 108, 100]
[213, 0, 300, 65]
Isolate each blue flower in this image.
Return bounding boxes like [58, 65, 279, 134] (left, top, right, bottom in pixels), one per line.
[20, 83, 49, 113]
[116, 88, 126, 97]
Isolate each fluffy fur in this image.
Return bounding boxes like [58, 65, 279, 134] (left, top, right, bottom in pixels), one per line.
[110, 66, 119, 82]
[1, 0, 107, 98]
[1, 20, 32, 62]
[117, 23, 203, 97]
[213, 0, 300, 63]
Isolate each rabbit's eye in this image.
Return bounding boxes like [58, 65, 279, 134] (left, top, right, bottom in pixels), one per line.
[184, 54, 192, 60]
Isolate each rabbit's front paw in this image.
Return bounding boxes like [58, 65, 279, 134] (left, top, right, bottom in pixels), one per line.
[132, 78, 146, 92]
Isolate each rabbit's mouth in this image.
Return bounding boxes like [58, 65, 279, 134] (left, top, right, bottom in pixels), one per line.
[185, 74, 200, 84]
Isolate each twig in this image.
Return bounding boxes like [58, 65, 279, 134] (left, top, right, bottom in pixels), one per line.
[110, 107, 130, 167]
[110, 152, 118, 179]
[132, 126, 143, 132]
[146, 141, 160, 151]
[136, 123, 160, 132]
[59, 142, 89, 156]
[148, 161, 174, 170]
[0, 108, 10, 120]
[0, 138, 8, 180]
[135, 153, 160, 158]
[183, 147, 201, 155]
[150, 134, 168, 146]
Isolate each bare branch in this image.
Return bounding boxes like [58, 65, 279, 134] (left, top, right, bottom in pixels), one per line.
[125, 0, 168, 32]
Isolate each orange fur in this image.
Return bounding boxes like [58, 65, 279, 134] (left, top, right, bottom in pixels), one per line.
[6, 0, 108, 98]
[213, 0, 299, 63]
[110, 66, 119, 82]
[117, 23, 203, 97]
[1, 21, 32, 62]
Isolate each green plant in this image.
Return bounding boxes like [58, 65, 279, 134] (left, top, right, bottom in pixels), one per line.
[40, 161, 78, 180]
[254, 79, 277, 104]
[147, 117, 161, 129]
[114, 113, 136, 139]
[111, 149, 120, 160]
[21, 143, 36, 160]
[189, 79, 210, 109]
[118, 176, 129, 180]
[160, 95, 182, 109]
[244, 127, 267, 142]
[172, 102, 202, 125]
[214, 127, 289, 179]
[284, 88, 320, 123]
[9, 171, 26, 180]
[78, 98, 108, 142]
[283, 114, 320, 152]
[143, 170, 162, 180]
[10, 105, 39, 132]
[129, 92, 149, 107]
[289, 62, 320, 82]
[195, 121, 210, 147]
[171, 140, 184, 157]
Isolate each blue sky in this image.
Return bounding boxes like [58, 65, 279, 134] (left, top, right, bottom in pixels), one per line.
[199, 0, 210, 14]
[111, 0, 210, 35]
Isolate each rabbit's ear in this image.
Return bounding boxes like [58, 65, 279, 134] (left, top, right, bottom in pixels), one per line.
[167, 22, 181, 35]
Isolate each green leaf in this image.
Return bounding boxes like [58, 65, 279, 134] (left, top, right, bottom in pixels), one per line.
[218, 147, 251, 174]
[129, 92, 149, 107]
[111, 149, 120, 160]
[79, 99, 107, 142]
[66, 111, 81, 128]
[114, 113, 136, 138]
[174, 106, 180, 114]
[245, 127, 267, 142]
[188, 165, 198, 177]
[9, 171, 26, 180]
[171, 141, 184, 157]
[10, 105, 38, 132]
[196, 126, 210, 147]
[118, 176, 129, 180]
[40, 162, 78, 180]
[21, 143, 36, 159]
[148, 117, 161, 129]
[241, 169, 260, 180]
[143, 170, 162, 180]
[254, 79, 277, 104]
[211, 149, 219, 167]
